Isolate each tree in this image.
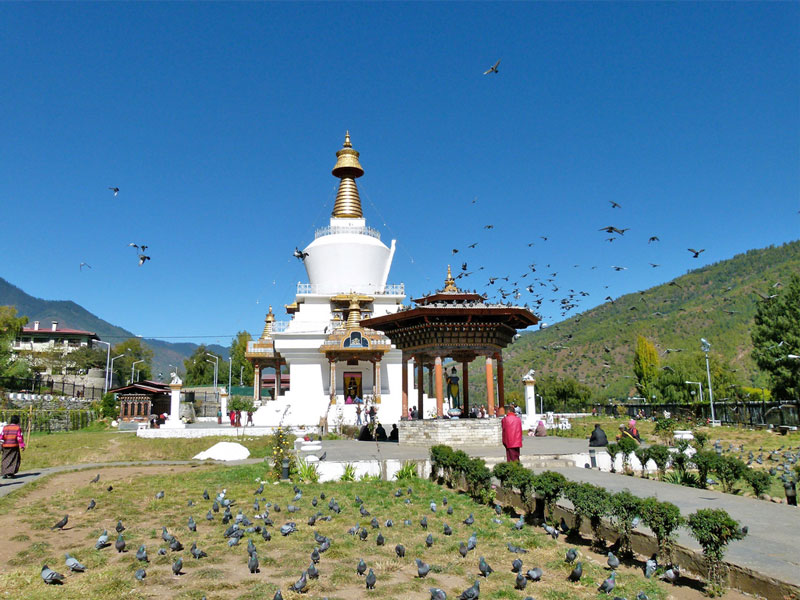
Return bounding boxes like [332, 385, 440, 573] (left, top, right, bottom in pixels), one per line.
[536, 374, 594, 411]
[183, 345, 226, 386]
[609, 490, 642, 557]
[752, 274, 800, 400]
[633, 335, 659, 399]
[533, 470, 567, 522]
[0, 306, 30, 378]
[564, 482, 611, 548]
[65, 345, 107, 372]
[229, 331, 254, 387]
[111, 338, 153, 385]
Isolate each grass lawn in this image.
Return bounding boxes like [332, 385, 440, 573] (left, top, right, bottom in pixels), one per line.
[0, 464, 695, 600]
[20, 430, 275, 470]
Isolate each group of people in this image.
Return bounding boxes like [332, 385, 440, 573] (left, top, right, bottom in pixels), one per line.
[357, 422, 399, 442]
[588, 419, 642, 447]
[356, 403, 377, 426]
[224, 409, 254, 427]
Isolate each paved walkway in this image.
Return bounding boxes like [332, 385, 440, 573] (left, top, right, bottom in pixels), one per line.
[1, 437, 798, 590]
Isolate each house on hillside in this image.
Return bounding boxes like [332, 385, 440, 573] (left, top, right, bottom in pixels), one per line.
[13, 320, 99, 356]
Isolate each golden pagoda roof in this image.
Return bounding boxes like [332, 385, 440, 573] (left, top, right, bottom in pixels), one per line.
[443, 265, 459, 293]
[331, 131, 364, 219]
[260, 306, 275, 339]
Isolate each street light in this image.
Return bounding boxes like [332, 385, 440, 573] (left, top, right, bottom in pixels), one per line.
[701, 338, 716, 424]
[240, 365, 244, 386]
[686, 380, 704, 404]
[131, 359, 145, 384]
[206, 353, 219, 402]
[109, 354, 125, 389]
[93, 340, 111, 394]
[228, 358, 232, 396]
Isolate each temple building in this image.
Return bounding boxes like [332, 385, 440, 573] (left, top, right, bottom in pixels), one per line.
[246, 134, 419, 429]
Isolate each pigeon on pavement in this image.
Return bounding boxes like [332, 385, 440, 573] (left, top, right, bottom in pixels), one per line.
[599, 572, 616, 594]
[526, 567, 543, 581]
[52, 515, 68, 530]
[357, 558, 367, 576]
[566, 548, 578, 563]
[134, 568, 146, 581]
[172, 557, 183, 576]
[478, 556, 493, 577]
[416, 558, 430, 578]
[115, 534, 126, 553]
[430, 588, 447, 600]
[365, 568, 377, 589]
[458, 580, 480, 600]
[607, 552, 620, 570]
[136, 545, 149, 562]
[515, 572, 527, 590]
[290, 571, 308, 593]
[95, 530, 109, 549]
[568, 562, 583, 582]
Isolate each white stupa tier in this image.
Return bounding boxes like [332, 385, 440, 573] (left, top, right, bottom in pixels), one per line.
[248, 133, 426, 431]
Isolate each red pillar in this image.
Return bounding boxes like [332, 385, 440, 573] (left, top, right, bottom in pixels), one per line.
[416, 356, 424, 418]
[486, 356, 495, 416]
[434, 356, 444, 418]
[496, 352, 505, 415]
[401, 353, 409, 419]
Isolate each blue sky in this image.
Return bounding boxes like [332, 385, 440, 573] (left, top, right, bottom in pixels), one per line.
[1, 2, 798, 346]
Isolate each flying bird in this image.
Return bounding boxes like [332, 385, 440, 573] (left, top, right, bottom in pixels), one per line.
[611, 266, 628, 271]
[108, 187, 119, 196]
[293, 247, 309, 261]
[688, 248, 705, 258]
[483, 59, 501, 75]
[609, 201, 621, 208]
[599, 226, 628, 235]
[648, 236, 660, 243]
[79, 262, 91, 271]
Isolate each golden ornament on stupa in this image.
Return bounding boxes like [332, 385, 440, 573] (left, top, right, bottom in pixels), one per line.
[331, 131, 364, 219]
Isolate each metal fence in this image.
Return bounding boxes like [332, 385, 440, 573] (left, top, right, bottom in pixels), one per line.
[0, 408, 97, 433]
[595, 401, 800, 427]
[0, 376, 104, 400]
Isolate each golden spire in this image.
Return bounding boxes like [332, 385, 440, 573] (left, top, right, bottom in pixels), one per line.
[331, 131, 364, 218]
[260, 306, 275, 339]
[443, 265, 459, 293]
[346, 295, 362, 329]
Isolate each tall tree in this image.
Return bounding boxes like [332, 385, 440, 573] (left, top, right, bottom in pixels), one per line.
[633, 335, 659, 400]
[111, 338, 153, 385]
[752, 274, 800, 400]
[229, 331, 254, 387]
[183, 345, 227, 386]
[0, 306, 30, 378]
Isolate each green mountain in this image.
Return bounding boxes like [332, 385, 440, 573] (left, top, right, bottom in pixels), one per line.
[489, 240, 800, 399]
[0, 277, 228, 379]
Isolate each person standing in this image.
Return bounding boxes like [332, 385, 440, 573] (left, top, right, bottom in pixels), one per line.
[2, 415, 25, 479]
[217, 408, 222, 425]
[501, 407, 523, 462]
[229, 410, 236, 427]
[246, 411, 254, 426]
[356, 404, 362, 426]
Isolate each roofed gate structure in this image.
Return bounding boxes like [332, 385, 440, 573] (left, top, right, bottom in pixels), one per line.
[362, 268, 538, 445]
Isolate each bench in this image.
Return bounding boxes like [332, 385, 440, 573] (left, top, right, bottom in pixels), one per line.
[778, 426, 797, 436]
[674, 430, 694, 441]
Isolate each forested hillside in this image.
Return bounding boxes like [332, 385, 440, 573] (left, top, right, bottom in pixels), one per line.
[477, 240, 800, 400]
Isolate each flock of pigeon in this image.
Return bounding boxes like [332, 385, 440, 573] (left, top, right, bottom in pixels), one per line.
[36, 473, 672, 600]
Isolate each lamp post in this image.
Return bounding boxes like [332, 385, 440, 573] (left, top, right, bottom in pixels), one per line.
[701, 338, 716, 424]
[131, 359, 145, 385]
[109, 354, 125, 389]
[686, 380, 703, 405]
[240, 365, 244, 386]
[93, 340, 111, 394]
[206, 353, 219, 403]
[228, 358, 232, 396]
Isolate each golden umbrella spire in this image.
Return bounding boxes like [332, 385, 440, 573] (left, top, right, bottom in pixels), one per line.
[260, 306, 275, 339]
[346, 295, 363, 329]
[331, 131, 364, 218]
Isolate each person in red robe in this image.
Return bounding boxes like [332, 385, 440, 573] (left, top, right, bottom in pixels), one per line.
[501, 407, 523, 462]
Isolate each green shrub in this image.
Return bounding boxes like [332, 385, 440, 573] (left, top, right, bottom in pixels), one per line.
[712, 455, 747, 494]
[295, 457, 319, 484]
[100, 393, 118, 419]
[640, 497, 683, 564]
[609, 490, 642, 557]
[691, 450, 719, 490]
[534, 471, 567, 522]
[671, 439, 692, 478]
[395, 461, 419, 482]
[634, 447, 650, 477]
[692, 430, 709, 449]
[617, 436, 639, 472]
[564, 482, 611, 548]
[654, 418, 676, 444]
[492, 461, 535, 501]
[463, 457, 492, 501]
[744, 469, 772, 497]
[606, 442, 620, 471]
[340, 463, 356, 482]
[647, 445, 671, 479]
[687, 508, 747, 595]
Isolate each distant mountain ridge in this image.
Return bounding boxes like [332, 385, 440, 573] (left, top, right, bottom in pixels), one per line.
[471, 240, 800, 398]
[0, 277, 228, 377]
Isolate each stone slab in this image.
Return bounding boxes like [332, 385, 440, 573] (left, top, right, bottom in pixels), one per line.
[397, 418, 501, 447]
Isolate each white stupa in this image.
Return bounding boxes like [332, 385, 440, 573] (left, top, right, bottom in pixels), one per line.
[247, 133, 423, 431]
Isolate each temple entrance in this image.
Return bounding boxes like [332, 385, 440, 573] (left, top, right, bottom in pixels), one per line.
[344, 372, 363, 404]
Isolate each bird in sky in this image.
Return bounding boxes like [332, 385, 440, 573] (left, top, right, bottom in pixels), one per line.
[483, 59, 501, 75]
[484, 225, 494, 229]
[467, 242, 478, 248]
[611, 266, 627, 271]
[138, 254, 151, 266]
[79, 262, 91, 270]
[129, 243, 148, 252]
[648, 236, 660, 243]
[599, 226, 628, 235]
[688, 248, 705, 258]
[609, 200, 621, 208]
[108, 187, 119, 196]
[293, 247, 309, 261]
[452, 249, 459, 254]
[649, 263, 660, 268]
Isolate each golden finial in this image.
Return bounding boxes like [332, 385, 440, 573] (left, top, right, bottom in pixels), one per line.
[260, 306, 275, 339]
[331, 132, 364, 218]
[443, 265, 459, 292]
[346, 295, 362, 329]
